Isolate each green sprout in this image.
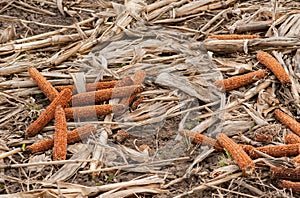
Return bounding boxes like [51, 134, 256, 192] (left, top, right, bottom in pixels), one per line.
[21, 144, 26, 151]
[224, 149, 231, 159]
[105, 174, 115, 183]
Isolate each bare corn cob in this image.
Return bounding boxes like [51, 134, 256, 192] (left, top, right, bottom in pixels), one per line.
[285, 133, 300, 144]
[208, 34, 260, 40]
[114, 75, 134, 88]
[64, 104, 126, 119]
[25, 139, 54, 154]
[25, 124, 96, 154]
[274, 109, 300, 136]
[179, 130, 222, 151]
[72, 85, 143, 106]
[120, 70, 146, 106]
[242, 144, 300, 158]
[25, 88, 72, 137]
[292, 153, 300, 167]
[56, 81, 119, 94]
[271, 166, 300, 181]
[67, 124, 96, 144]
[278, 180, 300, 192]
[257, 51, 292, 85]
[28, 67, 59, 101]
[53, 105, 67, 160]
[214, 70, 267, 92]
[217, 133, 255, 175]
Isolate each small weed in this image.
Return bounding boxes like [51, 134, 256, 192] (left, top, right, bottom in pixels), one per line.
[218, 151, 232, 167]
[30, 105, 43, 111]
[218, 160, 227, 167]
[21, 144, 26, 151]
[105, 174, 115, 183]
[184, 137, 191, 148]
[224, 149, 231, 159]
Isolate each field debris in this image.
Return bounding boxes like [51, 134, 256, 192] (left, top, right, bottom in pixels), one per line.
[0, 0, 300, 197]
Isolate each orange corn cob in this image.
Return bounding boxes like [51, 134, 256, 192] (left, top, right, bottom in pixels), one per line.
[214, 70, 267, 92]
[64, 104, 126, 119]
[257, 51, 292, 85]
[67, 124, 96, 144]
[28, 67, 59, 101]
[120, 70, 146, 106]
[25, 139, 54, 154]
[217, 133, 255, 175]
[56, 81, 119, 94]
[53, 105, 67, 160]
[114, 75, 134, 88]
[242, 144, 300, 158]
[278, 180, 300, 192]
[285, 133, 300, 144]
[274, 109, 300, 136]
[180, 130, 222, 151]
[72, 85, 143, 106]
[292, 153, 300, 166]
[132, 70, 146, 85]
[25, 88, 72, 137]
[25, 124, 96, 154]
[271, 166, 300, 181]
[208, 34, 260, 40]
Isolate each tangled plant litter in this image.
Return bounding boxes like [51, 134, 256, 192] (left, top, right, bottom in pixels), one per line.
[0, 1, 300, 196]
